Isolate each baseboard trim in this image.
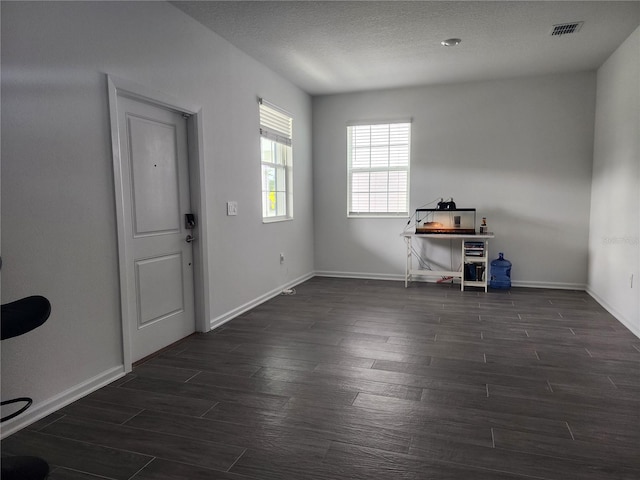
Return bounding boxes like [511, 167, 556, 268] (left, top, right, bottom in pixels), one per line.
[208, 272, 315, 331]
[511, 280, 586, 291]
[0, 365, 126, 439]
[314, 271, 405, 282]
[586, 287, 640, 339]
[2, 273, 315, 438]
[315, 272, 636, 339]
[314, 271, 586, 291]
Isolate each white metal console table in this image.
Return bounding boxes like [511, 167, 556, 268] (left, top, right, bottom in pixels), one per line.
[402, 233, 495, 291]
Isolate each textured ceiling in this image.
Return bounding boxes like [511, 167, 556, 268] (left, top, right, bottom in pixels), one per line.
[171, 1, 640, 95]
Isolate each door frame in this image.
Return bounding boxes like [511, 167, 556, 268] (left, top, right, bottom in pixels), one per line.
[107, 74, 211, 372]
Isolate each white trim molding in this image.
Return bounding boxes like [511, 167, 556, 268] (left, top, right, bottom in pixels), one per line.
[315, 271, 587, 291]
[587, 287, 640, 339]
[314, 271, 405, 282]
[510, 280, 586, 291]
[0, 366, 126, 439]
[209, 273, 314, 331]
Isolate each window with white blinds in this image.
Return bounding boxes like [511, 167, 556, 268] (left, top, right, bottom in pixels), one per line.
[259, 99, 293, 221]
[347, 122, 411, 216]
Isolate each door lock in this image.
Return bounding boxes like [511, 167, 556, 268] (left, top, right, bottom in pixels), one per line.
[185, 213, 196, 230]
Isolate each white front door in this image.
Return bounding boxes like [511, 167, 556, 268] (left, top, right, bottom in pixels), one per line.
[116, 95, 195, 363]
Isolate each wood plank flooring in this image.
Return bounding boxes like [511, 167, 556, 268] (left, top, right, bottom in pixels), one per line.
[3, 277, 640, 479]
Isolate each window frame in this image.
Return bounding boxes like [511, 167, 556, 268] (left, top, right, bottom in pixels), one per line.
[347, 121, 411, 218]
[259, 99, 293, 223]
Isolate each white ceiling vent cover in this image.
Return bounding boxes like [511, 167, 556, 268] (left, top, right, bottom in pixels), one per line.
[550, 22, 584, 36]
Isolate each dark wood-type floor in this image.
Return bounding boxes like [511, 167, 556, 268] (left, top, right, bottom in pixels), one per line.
[3, 277, 640, 479]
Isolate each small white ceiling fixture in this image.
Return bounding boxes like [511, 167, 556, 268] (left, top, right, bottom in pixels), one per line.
[441, 38, 462, 47]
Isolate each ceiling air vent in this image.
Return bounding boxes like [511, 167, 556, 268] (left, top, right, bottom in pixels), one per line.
[550, 22, 584, 36]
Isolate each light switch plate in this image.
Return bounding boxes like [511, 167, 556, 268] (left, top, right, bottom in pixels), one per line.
[227, 201, 238, 216]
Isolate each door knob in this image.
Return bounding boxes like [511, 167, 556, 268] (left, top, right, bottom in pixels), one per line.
[186, 234, 196, 243]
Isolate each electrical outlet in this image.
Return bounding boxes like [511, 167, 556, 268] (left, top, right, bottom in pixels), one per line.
[227, 201, 238, 216]
[280, 253, 285, 264]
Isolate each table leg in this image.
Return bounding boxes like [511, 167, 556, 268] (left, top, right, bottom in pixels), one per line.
[405, 236, 411, 288]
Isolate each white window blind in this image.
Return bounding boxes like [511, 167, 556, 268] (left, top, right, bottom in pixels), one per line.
[347, 122, 410, 216]
[260, 99, 292, 146]
[259, 99, 293, 221]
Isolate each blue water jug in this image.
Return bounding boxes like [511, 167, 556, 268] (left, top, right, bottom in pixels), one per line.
[490, 252, 512, 289]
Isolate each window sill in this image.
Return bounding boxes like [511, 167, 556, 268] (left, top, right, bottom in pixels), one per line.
[348, 213, 409, 219]
[262, 216, 293, 224]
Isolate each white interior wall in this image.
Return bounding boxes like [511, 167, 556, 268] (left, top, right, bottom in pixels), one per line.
[1, 1, 313, 432]
[588, 26, 640, 337]
[313, 73, 596, 288]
